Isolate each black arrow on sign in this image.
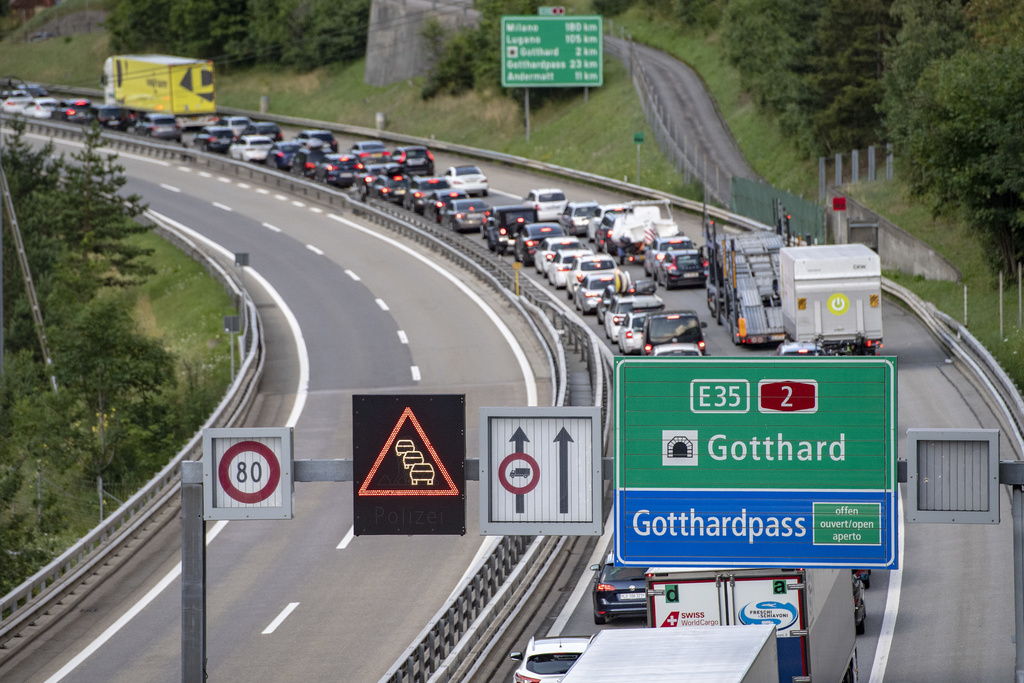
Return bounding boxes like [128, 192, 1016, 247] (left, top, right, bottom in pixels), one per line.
[510, 427, 530, 513]
[554, 428, 574, 514]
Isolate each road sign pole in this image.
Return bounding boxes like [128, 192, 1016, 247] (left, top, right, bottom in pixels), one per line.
[181, 461, 206, 683]
[1014, 486, 1024, 682]
[524, 88, 530, 143]
[636, 142, 640, 185]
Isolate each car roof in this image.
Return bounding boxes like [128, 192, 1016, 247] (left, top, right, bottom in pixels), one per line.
[240, 135, 272, 143]
[525, 636, 592, 656]
[653, 342, 703, 356]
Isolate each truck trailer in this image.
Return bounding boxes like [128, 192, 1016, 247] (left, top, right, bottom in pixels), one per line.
[559, 624, 778, 683]
[646, 566, 858, 683]
[705, 231, 787, 346]
[779, 244, 883, 355]
[102, 55, 216, 128]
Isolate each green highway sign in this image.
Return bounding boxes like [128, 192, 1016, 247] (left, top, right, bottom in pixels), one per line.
[501, 16, 603, 88]
[614, 357, 898, 569]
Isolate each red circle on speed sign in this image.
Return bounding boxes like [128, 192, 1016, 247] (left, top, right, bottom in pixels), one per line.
[498, 452, 540, 495]
[218, 441, 281, 504]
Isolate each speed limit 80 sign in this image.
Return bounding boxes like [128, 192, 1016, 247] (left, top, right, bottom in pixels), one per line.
[202, 428, 293, 520]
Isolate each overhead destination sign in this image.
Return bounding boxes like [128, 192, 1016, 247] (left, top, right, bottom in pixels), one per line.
[501, 15, 603, 88]
[614, 357, 898, 569]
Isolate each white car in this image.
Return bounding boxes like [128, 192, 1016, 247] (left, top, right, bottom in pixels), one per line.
[222, 116, 253, 139]
[617, 311, 650, 355]
[1, 92, 33, 115]
[26, 97, 59, 118]
[604, 294, 665, 341]
[587, 204, 628, 242]
[524, 187, 569, 221]
[229, 135, 274, 162]
[444, 165, 488, 196]
[547, 248, 594, 289]
[509, 635, 591, 683]
[652, 342, 705, 356]
[567, 254, 618, 301]
[534, 236, 583, 274]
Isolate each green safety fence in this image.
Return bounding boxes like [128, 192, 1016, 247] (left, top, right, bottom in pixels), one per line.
[730, 177, 825, 244]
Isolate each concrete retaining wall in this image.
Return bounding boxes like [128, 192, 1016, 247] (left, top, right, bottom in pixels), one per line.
[827, 189, 961, 282]
[364, 0, 479, 87]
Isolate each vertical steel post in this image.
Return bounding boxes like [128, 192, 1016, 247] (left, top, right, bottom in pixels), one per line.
[181, 461, 206, 683]
[868, 145, 876, 182]
[835, 153, 842, 186]
[524, 88, 530, 143]
[819, 156, 826, 203]
[852, 149, 859, 184]
[1013, 486, 1024, 683]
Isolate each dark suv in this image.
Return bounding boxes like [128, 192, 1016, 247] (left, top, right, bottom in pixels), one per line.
[642, 310, 707, 355]
[291, 146, 330, 179]
[194, 126, 235, 153]
[92, 104, 130, 131]
[315, 154, 363, 187]
[590, 554, 648, 624]
[485, 205, 538, 255]
[514, 223, 566, 266]
[391, 146, 435, 176]
[403, 176, 449, 213]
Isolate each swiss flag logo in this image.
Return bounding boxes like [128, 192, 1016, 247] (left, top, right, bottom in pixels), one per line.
[660, 612, 679, 628]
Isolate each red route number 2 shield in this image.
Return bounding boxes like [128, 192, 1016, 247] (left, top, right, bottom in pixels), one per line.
[203, 428, 294, 520]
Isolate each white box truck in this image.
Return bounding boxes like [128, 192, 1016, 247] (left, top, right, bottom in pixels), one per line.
[779, 244, 883, 355]
[559, 624, 778, 683]
[646, 566, 857, 683]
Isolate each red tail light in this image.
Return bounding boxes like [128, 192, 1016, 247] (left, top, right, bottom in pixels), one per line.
[426, 150, 435, 161]
[625, 330, 634, 339]
[435, 201, 444, 208]
[500, 228, 507, 236]
[305, 162, 315, 169]
[644, 344, 653, 354]
[325, 164, 337, 171]
[526, 240, 536, 247]
[698, 340, 706, 350]
[455, 213, 463, 219]
[595, 583, 616, 592]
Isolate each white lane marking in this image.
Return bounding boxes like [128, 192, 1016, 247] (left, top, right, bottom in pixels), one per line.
[375, 298, 389, 311]
[548, 508, 615, 636]
[160, 183, 181, 193]
[336, 527, 355, 550]
[212, 202, 233, 212]
[198, 171, 212, 178]
[237, 183, 250, 189]
[397, 330, 408, 344]
[147, 211, 308, 429]
[306, 244, 324, 256]
[177, 166, 191, 172]
[262, 222, 282, 233]
[292, 201, 305, 208]
[869, 497, 906, 683]
[274, 194, 287, 201]
[411, 366, 421, 381]
[43, 521, 229, 683]
[262, 602, 300, 635]
[257, 188, 269, 195]
[217, 176, 231, 184]
[327, 213, 537, 406]
[345, 269, 360, 281]
[310, 207, 323, 214]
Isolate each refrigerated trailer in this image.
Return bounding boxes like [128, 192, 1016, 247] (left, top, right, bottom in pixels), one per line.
[102, 54, 216, 128]
[646, 566, 857, 683]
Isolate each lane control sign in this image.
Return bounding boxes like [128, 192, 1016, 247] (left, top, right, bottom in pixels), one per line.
[203, 427, 294, 520]
[353, 394, 466, 536]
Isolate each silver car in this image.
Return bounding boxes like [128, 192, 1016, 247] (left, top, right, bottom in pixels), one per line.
[574, 272, 618, 313]
[547, 248, 594, 289]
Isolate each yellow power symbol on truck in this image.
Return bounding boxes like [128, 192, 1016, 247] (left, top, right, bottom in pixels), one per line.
[827, 293, 850, 315]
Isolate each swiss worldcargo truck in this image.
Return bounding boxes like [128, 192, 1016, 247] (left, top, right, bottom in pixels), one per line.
[559, 624, 778, 683]
[102, 55, 216, 128]
[780, 244, 883, 355]
[646, 566, 857, 683]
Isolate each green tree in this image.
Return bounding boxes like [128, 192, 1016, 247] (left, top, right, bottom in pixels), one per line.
[169, 0, 250, 61]
[106, 0, 173, 53]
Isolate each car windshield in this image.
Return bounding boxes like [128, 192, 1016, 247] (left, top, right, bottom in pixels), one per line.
[358, 141, 385, 151]
[602, 565, 647, 582]
[575, 205, 601, 217]
[420, 178, 449, 190]
[151, 116, 175, 125]
[312, 132, 334, 143]
[584, 275, 615, 289]
[456, 166, 481, 176]
[404, 148, 428, 158]
[648, 315, 702, 345]
[630, 315, 647, 330]
[526, 653, 582, 675]
[672, 253, 702, 267]
[503, 210, 534, 223]
[452, 199, 483, 211]
[277, 142, 301, 151]
[580, 260, 614, 272]
[539, 192, 566, 202]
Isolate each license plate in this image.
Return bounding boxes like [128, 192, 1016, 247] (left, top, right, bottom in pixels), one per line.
[619, 592, 646, 600]
[683, 272, 699, 277]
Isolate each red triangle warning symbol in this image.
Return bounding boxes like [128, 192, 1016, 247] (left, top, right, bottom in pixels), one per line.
[357, 407, 459, 497]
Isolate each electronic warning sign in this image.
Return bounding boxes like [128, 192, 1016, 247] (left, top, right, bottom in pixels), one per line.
[353, 394, 466, 535]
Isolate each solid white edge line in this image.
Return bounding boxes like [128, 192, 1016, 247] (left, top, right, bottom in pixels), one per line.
[327, 213, 537, 406]
[262, 602, 300, 635]
[337, 527, 355, 550]
[159, 183, 181, 193]
[547, 507, 616, 636]
[262, 222, 282, 233]
[868, 495, 905, 683]
[43, 521, 228, 683]
[306, 244, 324, 256]
[375, 298, 390, 311]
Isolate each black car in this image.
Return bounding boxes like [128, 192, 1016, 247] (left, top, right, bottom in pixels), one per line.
[291, 146, 330, 179]
[315, 154, 363, 187]
[367, 169, 409, 203]
[485, 205, 538, 255]
[655, 248, 707, 289]
[642, 310, 707, 355]
[92, 104, 130, 131]
[513, 222, 566, 265]
[193, 126, 235, 154]
[590, 554, 648, 624]
[54, 98, 93, 123]
[242, 121, 283, 142]
[403, 176, 450, 214]
[391, 145, 435, 176]
[441, 198, 491, 233]
[423, 188, 469, 222]
[295, 129, 338, 152]
[357, 163, 401, 200]
[264, 141, 302, 170]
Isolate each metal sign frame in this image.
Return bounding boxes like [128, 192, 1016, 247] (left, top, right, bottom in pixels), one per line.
[202, 427, 293, 520]
[614, 356, 898, 569]
[907, 428, 999, 524]
[479, 406, 602, 535]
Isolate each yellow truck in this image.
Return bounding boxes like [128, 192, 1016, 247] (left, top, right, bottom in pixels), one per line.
[102, 54, 216, 128]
